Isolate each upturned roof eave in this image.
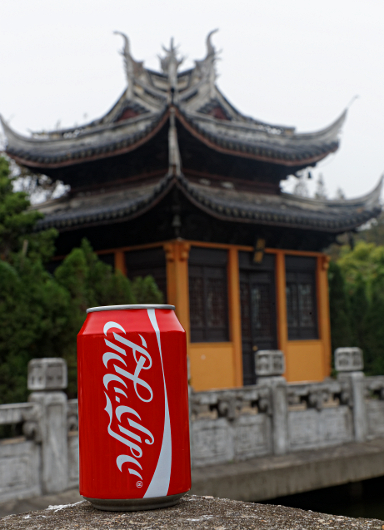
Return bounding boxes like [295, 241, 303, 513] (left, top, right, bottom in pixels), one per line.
[35, 171, 176, 231]
[2, 109, 170, 169]
[174, 108, 340, 167]
[175, 173, 382, 233]
[2, 91, 346, 170]
[281, 174, 383, 209]
[34, 171, 382, 235]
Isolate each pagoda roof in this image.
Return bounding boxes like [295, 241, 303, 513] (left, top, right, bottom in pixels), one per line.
[2, 31, 346, 172]
[34, 172, 382, 235]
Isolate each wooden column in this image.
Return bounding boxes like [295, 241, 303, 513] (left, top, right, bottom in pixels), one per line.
[114, 250, 126, 275]
[164, 240, 191, 340]
[275, 251, 288, 376]
[317, 255, 332, 378]
[227, 247, 243, 387]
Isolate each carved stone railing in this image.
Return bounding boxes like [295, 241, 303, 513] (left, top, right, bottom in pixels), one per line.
[364, 375, 384, 440]
[0, 359, 78, 503]
[1, 348, 384, 502]
[190, 385, 273, 466]
[190, 377, 356, 467]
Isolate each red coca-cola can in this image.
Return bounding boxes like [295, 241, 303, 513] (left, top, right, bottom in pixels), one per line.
[77, 304, 191, 511]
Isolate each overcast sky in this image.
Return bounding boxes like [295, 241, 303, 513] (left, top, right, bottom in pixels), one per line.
[1, 0, 383, 199]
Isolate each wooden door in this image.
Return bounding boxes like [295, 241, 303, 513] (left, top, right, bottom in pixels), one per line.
[240, 268, 277, 385]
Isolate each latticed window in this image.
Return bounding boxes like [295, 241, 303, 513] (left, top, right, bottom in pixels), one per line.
[189, 248, 229, 342]
[285, 256, 318, 340]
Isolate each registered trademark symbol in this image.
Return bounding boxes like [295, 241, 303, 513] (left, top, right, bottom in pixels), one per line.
[136, 480, 143, 488]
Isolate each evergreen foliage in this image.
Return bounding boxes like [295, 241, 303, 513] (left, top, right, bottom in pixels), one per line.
[328, 261, 352, 356]
[329, 241, 384, 375]
[0, 156, 163, 403]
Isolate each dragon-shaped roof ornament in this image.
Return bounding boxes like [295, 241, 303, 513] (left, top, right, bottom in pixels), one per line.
[194, 29, 219, 98]
[114, 31, 144, 99]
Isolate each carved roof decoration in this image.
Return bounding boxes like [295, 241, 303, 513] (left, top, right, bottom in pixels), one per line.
[2, 31, 347, 173]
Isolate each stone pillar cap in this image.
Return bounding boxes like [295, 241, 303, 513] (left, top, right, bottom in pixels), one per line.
[255, 350, 285, 377]
[335, 347, 364, 372]
[28, 358, 67, 391]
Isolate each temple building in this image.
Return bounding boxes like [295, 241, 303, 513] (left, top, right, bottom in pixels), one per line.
[2, 32, 382, 390]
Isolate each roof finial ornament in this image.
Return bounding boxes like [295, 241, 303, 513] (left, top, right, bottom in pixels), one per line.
[195, 29, 219, 98]
[206, 29, 219, 59]
[159, 38, 183, 94]
[114, 31, 143, 99]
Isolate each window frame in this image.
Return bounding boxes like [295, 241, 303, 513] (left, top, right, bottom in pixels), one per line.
[285, 256, 318, 340]
[188, 247, 229, 343]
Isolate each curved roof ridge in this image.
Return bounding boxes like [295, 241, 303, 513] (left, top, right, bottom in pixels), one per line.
[175, 172, 382, 233]
[35, 171, 175, 231]
[178, 171, 381, 210]
[293, 108, 347, 142]
[2, 109, 170, 168]
[1, 107, 163, 144]
[174, 106, 342, 167]
[281, 174, 382, 209]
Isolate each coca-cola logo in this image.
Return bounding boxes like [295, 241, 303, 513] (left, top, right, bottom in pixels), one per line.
[103, 321, 154, 481]
[102, 309, 172, 498]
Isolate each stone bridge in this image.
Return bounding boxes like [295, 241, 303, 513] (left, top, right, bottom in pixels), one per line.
[1, 348, 384, 504]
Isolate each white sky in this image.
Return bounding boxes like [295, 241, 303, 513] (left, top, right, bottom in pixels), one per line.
[1, 0, 383, 199]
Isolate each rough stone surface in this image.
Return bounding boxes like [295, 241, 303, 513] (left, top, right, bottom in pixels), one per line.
[1, 495, 383, 530]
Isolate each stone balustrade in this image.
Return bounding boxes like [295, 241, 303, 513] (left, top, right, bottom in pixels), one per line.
[1, 349, 384, 503]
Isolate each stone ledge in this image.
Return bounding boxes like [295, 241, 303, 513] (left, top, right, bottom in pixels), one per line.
[191, 438, 384, 501]
[1, 495, 383, 530]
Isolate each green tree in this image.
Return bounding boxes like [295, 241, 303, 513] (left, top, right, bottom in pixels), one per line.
[329, 241, 384, 375]
[131, 275, 164, 305]
[0, 155, 163, 403]
[363, 271, 384, 374]
[348, 274, 369, 353]
[328, 261, 352, 357]
[0, 156, 65, 403]
[0, 156, 57, 262]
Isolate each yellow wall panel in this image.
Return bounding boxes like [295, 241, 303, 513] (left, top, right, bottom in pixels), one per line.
[189, 343, 235, 391]
[285, 340, 324, 382]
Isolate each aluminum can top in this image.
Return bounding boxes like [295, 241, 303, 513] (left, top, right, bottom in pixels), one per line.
[87, 304, 175, 313]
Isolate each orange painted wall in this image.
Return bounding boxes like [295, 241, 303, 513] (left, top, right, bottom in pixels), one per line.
[189, 343, 235, 391]
[284, 340, 325, 382]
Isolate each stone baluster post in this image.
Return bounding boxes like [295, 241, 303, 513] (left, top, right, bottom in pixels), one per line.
[335, 347, 367, 443]
[255, 350, 288, 455]
[27, 358, 69, 494]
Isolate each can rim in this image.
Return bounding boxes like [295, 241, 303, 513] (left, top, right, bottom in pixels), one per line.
[86, 304, 175, 313]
